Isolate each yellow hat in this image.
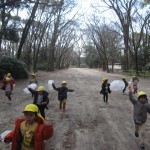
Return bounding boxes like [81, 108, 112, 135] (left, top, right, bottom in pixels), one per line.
[37, 86, 45, 91]
[62, 81, 67, 84]
[138, 91, 147, 98]
[31, 73, 36, 76]
[7, 73, 11, 77]
[102, 78, 108, 81]
[122, 77, 126, 79]
[23, 104, 44, 120]
[5, 77, 11, 81]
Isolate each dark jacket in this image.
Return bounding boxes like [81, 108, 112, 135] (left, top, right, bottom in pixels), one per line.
[28, 88, 49, 109]
[129, 91, 150, 124]
[100, 82, 111, 94]
[52, 83, 74, 101]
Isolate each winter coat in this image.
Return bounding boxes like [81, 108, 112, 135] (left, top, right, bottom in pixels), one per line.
[129, 91, 150, 124]
[100, 82, 111, 94]
[1, 81, 13, 91]
[28, 88, 49, 109]
[52, 83, 74, 101]
[2, 76, 15, 85]
[4, 117, 54, 150]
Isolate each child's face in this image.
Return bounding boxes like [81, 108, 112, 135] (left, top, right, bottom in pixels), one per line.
[62, 83, 67, 87]
[24, 112, 36, 124]
[32, 75, 35, 78]
[38, 91, 43, 95]
[139, 96, 147, 104]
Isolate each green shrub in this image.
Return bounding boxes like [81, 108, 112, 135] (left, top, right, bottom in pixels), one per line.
[0, 57, 28, 79]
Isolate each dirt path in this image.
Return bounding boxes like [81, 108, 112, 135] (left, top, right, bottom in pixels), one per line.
[0, 68, 150, 150]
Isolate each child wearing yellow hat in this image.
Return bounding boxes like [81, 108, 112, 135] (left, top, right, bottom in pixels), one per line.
[52, 81, 74, 111]
[100, 78, 111, 103]
[4, 104, 53, 150]
[29, 73, 38, 84]
[28, 86, 49, 118]
[129, 87, 150, 149]
[1, 77, 14, 102]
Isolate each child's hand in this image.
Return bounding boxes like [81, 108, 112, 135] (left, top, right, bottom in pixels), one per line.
[4, 138, 11, 144]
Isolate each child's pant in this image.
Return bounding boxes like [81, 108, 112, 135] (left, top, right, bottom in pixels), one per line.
[5, 91, 12, 100]
[133, 85, 138, 94]
[103, 93, 108, 102]
[135, 123, 145, 144]
[37, 105, 45, 118]
[59, 99, 66, 110]
[123, 86, 127, 93]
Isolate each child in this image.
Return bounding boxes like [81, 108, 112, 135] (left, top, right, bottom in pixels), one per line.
[29, 73, 38, 85]
[4, 104, 53, 150]
[122, 77, 128, 95]
[129, 87, 150, 149]
[100, 78, 111, 103]
[2, 73, 15, 85]
[29, 73, 38, 97]
[1, 77, 14, 101]
[132, 75, 139, 94]
[52, 81, 74, 111]
[28, 86, 49, 118]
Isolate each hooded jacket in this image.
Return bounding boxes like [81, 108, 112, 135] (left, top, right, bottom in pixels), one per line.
[4, 117, 53, 150]
[129, 91, 150, 124]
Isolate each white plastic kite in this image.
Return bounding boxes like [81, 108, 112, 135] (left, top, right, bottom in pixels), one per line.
[23, 83, 37, 94]
[48, 80, 54, 91]
[110, 80, 125, 91]
[0, 130, 12, 142]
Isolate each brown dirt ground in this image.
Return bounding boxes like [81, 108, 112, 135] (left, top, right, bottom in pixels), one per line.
[0, 68, 150, 150]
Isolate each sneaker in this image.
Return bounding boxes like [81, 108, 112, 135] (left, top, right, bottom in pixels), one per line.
[135, 131, 139, 137]
[140, 143, 145, 149]
[122, 93, 125, 95]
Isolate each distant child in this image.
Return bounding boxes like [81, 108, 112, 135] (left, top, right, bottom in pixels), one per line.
[1, 77, 14, 101]
[100, 78, 111, 103]
[29, 73, 38, 97]
[122, 77, 128, 95]
[132, 75, 139, 94]
[4, 104, 53, 150]
[129, 87, 150, 149]
[29, 73, 38, 84]
[28, 86, 49, 118]
[2, 73, 15, 85]
[52, 81, 74, 111]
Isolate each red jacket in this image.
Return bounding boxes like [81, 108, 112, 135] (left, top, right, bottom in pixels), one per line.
[2, 76, 15, 85]
[4, 117, 54, 150]
[1, 81, 13, 91]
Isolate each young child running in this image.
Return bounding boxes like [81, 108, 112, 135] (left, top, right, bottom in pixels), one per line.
[29, 73, 38, 85]
[1, 77, 14, 102]
[129, 87, 150, 149]
[4, 104, 53, 150]
[132, 75, 139, 94]
[100, 78, 111, 103]
[29, 73, 38, 97]
[28, 86, 49, 118]
[122, 77, 128, 95]
[2, 73, 15, 85]
[52, 81, 74, 111]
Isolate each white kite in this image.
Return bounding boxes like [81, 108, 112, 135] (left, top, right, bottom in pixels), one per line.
[110, 80, 125, 91]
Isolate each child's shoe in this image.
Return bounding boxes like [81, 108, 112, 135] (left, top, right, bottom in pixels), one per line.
[135, 131, 139, 137]
[140, 143, 145, 149]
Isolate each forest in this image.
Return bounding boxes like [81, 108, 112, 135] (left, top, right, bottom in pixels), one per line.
[0, 0, 149, 78]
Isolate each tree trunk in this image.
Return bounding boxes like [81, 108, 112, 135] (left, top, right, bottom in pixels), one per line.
[16, 0, 39, 59]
